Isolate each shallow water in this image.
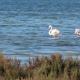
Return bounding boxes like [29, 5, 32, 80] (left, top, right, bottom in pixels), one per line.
[0, 0, 80, 60]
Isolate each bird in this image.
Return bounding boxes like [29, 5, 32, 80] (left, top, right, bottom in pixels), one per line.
[48, 25, 60, 38]
[74, 28, 80, 37]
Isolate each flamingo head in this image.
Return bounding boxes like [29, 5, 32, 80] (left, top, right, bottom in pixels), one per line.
[49, 25, 52, 30]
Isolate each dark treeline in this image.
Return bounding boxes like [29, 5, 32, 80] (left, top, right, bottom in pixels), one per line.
[0, 53, 80, 80]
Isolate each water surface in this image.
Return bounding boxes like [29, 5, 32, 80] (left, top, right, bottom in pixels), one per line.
[0, 0, 80, 60]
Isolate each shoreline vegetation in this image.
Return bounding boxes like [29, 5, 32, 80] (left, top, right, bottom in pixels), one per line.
[0, 53, 80, 80]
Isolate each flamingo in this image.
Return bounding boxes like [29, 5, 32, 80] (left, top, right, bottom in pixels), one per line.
[75, 28, 80, 37]
[48, 25, 60, 38]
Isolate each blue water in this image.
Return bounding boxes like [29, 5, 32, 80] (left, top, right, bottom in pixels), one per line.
[0, 0, 80, 60]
